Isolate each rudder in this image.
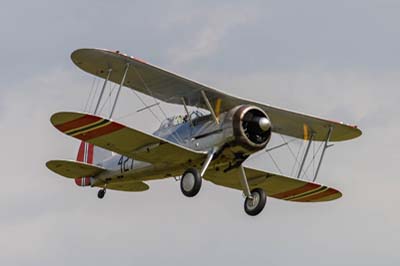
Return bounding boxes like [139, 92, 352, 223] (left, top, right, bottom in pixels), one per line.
[75, 141, 111, 186]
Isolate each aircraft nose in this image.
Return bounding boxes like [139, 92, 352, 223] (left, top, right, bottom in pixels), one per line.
[258, 117, 271, 131]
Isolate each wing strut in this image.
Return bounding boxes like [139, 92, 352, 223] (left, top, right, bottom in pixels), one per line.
[110, 63, 129, 119]
[201, 90, 219, 124]
[94, 68, 112, 115]
[297, 132, 314, 179]
[313, 127, 333, 182]
[181, 97, 194, 127]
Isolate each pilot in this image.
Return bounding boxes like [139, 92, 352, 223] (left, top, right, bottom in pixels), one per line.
[175, 115, 183, 124]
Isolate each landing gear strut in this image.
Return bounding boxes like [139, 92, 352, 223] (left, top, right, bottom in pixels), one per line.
[239, 165, 267, 216]
[180, 148, 216, 198]
[97, 188, 106, 199]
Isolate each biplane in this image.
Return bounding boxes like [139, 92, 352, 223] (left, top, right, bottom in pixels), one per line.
[46, 48, 361, 216]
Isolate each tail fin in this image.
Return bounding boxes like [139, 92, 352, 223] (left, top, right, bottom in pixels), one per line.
[75, 141, 112, 186]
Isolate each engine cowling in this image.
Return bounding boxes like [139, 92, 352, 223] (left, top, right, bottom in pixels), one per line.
[230, 105, 272, 152]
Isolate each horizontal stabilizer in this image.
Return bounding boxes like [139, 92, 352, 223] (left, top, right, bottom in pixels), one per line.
[107, 181, 149, 192]
[46, 160, 105, 179]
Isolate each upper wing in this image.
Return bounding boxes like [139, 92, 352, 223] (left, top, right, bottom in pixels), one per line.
[71, 48, 361, 142]
[204, 166, 341, 202]
[51, 111, 206, 166]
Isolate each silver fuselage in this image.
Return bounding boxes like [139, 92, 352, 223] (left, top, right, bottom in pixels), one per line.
[92, 112, 238, 186]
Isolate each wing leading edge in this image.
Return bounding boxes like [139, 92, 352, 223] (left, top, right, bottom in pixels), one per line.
[50, 111, 207, 167]
[71, 48, 361, 142]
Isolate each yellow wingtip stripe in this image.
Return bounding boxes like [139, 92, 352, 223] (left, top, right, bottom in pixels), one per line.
[303, 124, 309, 141]
[215, 98, 222, 119]
[64, 119, 106, 135]
[283, 186, 327, 201]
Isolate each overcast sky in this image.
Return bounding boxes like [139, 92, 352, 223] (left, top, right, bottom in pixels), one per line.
[1, 1, 399, 265]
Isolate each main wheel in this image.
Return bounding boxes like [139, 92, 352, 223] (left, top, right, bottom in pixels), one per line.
[97, 188, 106, 199]
[244, 188, 266, 216]
[180, 168, 202, 197]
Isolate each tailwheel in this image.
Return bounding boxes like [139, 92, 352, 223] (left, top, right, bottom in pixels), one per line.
[244, 188, 266, 216]
[180, 168, 202, 197]
[97, 188, 106, 199]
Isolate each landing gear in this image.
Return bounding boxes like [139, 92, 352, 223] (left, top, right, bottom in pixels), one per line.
[180, 168, 202, 197]
[97, 188, 106, 199]
[244, 188, 266, 216]
[180, 148, 216, 197]
[238, 165, 266, 216]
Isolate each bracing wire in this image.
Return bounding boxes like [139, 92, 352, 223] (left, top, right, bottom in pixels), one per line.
[99, 83, 117, 116]
[266, 151, 282, 174]
[128, 86, 161, 123]
[293, 141, 305, 178]
[84, 76, 97, 112]
[131, 65, 184, 143]
[302, 141, 324, 180]
[132, 65, 168, 119]
[279, 134, 304, 176]
[313, 139, 316, 176]
[88, 78, 100, 113]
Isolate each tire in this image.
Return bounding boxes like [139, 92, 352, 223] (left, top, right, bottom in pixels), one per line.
[97, 189, 106, 199]
[180, 168, 202, 197]
[244, 188, 266, 216]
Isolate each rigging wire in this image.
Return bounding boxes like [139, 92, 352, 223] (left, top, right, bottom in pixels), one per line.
[296, 141, 312, 180]
[294, 144, 307, 179]
[128, 86, 161, 122]
[313, 138, 316, 175]
[84, 76, 97, 112]
[98, 82, 117, 116]
[131, 65, 184, 143]
[132, 65, 168, 118]
[88, 78, 101, 113]
[266, 151, 282, 174]
[279, 134, 304, 177]
[302, 141, 324, 180]
[122, 85, 184, 145]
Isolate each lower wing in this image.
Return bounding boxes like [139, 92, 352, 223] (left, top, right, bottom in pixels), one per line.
[205, 166, 341, 202]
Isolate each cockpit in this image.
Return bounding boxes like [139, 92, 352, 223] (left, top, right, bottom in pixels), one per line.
[158, 110, 207, 129]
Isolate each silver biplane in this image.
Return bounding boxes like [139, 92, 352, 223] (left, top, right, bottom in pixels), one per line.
[47, 48, 361, 216]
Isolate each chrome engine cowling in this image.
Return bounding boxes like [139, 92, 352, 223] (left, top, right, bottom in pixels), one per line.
[225, 105, 272, 153]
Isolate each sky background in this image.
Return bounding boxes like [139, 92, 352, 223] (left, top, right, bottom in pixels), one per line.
[1, 0, 399, 265]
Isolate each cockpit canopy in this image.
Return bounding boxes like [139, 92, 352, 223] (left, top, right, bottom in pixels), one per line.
[158, 110, 206, 129]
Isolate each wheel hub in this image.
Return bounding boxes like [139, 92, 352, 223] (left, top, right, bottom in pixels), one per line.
[182, 173, 195, 192]
[246, 192, 260, 210]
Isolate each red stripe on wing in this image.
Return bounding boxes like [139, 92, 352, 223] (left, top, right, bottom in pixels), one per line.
[271, 183, 320, 199]
[74, 122, 125, 141]
[55, 115, 102, 132]
[293, 188, 339, 202]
